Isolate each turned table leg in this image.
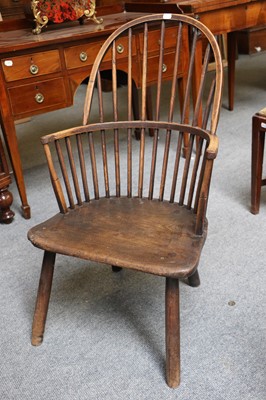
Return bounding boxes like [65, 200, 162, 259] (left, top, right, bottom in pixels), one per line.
[0, 184, 14, 223]
[0, 134, 14, 223]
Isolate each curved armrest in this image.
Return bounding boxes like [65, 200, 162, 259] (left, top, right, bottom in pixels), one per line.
[206, 135, 219, 160]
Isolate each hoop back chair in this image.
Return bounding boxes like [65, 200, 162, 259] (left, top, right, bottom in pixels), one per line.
[28, 14, 223, 388]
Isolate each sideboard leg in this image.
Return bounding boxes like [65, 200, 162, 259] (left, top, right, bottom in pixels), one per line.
[0, 128, 15, 223]
[0, 186, 15, 223]
[227, 31, 237, 111]
[0, 116, 31, 219]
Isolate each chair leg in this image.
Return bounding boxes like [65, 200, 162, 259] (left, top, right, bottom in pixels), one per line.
[187, 269, 200, 287]
[165, 277, 180, 388]
[112, 266, 123, 272]
[31, 251, 56, 346]
[251, 115, 265, 214]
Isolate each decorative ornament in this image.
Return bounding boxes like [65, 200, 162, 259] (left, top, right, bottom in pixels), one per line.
[31, 0, 103, 34]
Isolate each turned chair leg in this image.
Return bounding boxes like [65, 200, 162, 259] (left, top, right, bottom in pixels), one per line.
[165, 277, 180, 388]
[31, 251, 56, 346]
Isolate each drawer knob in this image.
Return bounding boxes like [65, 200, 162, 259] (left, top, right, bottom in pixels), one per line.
[117, 44, 124, 54]
[30, 64, 39, 75]
[80, 52, 88, 62]
[162, 64, 167, 73]
[35, 93, 44, 104]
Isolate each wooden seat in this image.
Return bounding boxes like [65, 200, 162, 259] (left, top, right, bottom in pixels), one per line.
[28, 14, 223, 388]
[251, 108, 266, 214]
[29, 197, 207, 277]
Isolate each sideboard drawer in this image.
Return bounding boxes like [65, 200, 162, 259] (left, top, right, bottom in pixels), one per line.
[237, 26, 266, 54]
[8, 78, 67, 116]
[64, 41, 104, 69]
[139, 26, 179, 55]
[145, 53, 181, 84]
[2, 50, 61, 82]
[64, 36, 137, 70]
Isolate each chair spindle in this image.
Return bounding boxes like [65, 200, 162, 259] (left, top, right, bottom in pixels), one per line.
[55, 140, 75, 209]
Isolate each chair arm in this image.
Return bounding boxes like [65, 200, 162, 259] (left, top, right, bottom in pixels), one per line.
[206, 134, 219, 160]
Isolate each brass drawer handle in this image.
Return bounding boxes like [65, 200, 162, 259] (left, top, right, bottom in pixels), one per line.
[80, 51, 88, 62]
[30, 64, 39, 75]
[117, 44, 124, 54]
[35, 93, 44, 104]
[162, 64, 167, 73]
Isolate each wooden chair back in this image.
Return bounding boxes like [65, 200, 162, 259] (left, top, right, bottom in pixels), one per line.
[41, 13, 223, 235]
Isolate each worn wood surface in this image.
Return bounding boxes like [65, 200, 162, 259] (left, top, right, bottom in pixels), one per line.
[28, 197, 207, 278]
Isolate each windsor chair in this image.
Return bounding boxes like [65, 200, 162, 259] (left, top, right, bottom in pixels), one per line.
[28, 13, 223, 388]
